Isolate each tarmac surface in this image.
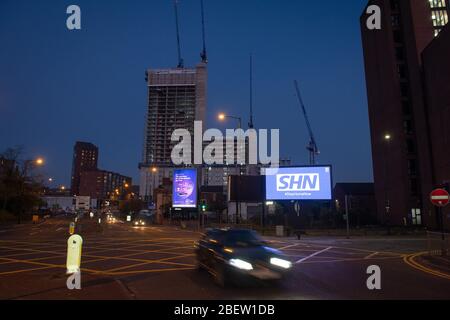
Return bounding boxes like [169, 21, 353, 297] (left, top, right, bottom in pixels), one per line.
[0, 216, 449, 300]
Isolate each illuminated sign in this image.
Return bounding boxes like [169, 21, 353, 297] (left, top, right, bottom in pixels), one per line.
[172, 169, 198, 208]
[265, 166, 332, 201]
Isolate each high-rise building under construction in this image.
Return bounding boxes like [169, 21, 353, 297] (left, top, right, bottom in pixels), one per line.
[139, 63, 207, 200]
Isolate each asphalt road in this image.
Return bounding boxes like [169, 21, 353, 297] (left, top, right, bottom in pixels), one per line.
[0, 216, 449, 300]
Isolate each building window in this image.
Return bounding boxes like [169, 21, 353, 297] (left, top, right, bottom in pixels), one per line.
[408, 159, 417, 175]
[410, 178, 418, 195]
[403, 119, 413, 134]
[402, 100, 411, 115]
[406, 139, 415, 154]
[390, 0, 399, 11]
[431, 10, 449, 27]
[395, 46, 405, 61]
[411, 208, 422, 226]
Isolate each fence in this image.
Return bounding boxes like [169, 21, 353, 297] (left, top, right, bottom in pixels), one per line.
[426, 231, 450, 256]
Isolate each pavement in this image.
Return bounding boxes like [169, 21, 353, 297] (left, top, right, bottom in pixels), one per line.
[0, 216, 449, 300]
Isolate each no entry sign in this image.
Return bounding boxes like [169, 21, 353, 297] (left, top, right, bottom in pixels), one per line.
[430, 189, 450, 207]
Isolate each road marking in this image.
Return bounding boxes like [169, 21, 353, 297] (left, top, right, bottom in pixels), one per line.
[403, 252, 450, 281]
[364, 252, 378, 259]
[296, 247, 333, 264]
[279, 243, 301, 250]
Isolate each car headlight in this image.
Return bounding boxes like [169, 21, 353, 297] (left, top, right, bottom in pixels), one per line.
[270, 258, 292, 269]
[229, 259, 253, 271]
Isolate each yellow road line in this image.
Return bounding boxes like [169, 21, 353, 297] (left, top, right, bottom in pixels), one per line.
[403, 252, 450, 281]
[364, 252, 379, 259]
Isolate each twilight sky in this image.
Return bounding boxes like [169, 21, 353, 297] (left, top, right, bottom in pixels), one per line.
[0, 0, 372, 187]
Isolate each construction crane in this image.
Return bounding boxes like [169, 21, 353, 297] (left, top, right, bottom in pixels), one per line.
[294, 80, 320, 165]
[200, 0, 208, 63]
[173, 0, 184, 68]
[249, 54, 254, 129]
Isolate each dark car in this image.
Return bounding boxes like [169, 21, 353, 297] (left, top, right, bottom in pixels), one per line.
[195, 228, 293, 287]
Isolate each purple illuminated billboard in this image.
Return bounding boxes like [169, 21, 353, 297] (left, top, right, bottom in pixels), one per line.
[172, 169, 198, 208]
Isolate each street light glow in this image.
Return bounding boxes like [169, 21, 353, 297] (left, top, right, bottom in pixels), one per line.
[35, 158, 44, 166]
[384, 134, 392, 141]
[151, 167, 158, 173]
[218, 113, 226, 121]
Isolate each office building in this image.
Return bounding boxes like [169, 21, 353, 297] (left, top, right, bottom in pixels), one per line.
[79, 170, 132, 201]
[70, 141, 98, 196]
[360, 0, 449, 227]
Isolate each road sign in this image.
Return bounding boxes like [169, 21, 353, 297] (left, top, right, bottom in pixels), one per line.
[430, 188, 450, 207]
[66, 234, 83, 274]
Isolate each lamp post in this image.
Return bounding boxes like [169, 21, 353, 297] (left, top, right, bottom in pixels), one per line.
[218, 113, 243, 224]
[384, 134, 392, 235]
[18, 157, 45, 224]
[151, 167, 158, 203]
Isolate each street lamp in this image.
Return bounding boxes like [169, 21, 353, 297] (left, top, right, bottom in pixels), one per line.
[217, 112, 244, 224]
[384, 133, 392, 235]
[35, 157, 44, 166]
[17, 157, 45, 224]
[218, 112, 242, 129]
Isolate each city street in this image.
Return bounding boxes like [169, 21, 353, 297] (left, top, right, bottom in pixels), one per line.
[0, 216, 448, 300]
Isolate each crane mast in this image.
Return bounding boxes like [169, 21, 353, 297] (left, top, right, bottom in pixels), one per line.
[200, 0, 208, 63]
[294, 80, 320, 165]
[173, 0, 184, 68]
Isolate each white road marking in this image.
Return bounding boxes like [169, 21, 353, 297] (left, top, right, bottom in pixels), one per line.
[296, 247, 333, 264]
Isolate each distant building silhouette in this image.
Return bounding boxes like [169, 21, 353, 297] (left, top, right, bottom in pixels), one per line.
[71, 141, 98, 196]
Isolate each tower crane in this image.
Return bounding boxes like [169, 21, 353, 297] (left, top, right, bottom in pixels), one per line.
[294, 80, 320, 165]
[200, 0, 208, 63]
[173, 0, 184, 68]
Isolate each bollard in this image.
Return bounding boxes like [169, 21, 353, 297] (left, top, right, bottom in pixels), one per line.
[69, 222, 75, 235]
[66, 234, 83, 274]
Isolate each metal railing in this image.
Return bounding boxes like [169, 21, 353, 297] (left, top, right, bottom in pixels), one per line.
[426, 231, 450, 256]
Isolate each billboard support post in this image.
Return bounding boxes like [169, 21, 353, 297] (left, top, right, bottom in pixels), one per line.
[345, 195, 350, 239]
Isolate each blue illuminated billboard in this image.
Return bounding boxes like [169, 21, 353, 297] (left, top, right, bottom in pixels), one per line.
[265, 166, 332, 201]
[172, 169, 198, 208]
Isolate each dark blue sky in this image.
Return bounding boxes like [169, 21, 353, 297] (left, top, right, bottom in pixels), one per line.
[0, 0, 372, 187]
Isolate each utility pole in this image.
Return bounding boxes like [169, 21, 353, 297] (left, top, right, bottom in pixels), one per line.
[345, 195, 350, 239]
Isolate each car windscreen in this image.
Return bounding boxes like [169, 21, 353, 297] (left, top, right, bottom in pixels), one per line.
[221, 231, 263, 248]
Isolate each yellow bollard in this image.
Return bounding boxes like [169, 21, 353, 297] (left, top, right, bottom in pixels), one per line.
[66, 234, 83, 274]
[69, 222, 75, 235]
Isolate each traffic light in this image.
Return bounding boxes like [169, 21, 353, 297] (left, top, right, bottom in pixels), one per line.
[200, 200, 207, 212]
